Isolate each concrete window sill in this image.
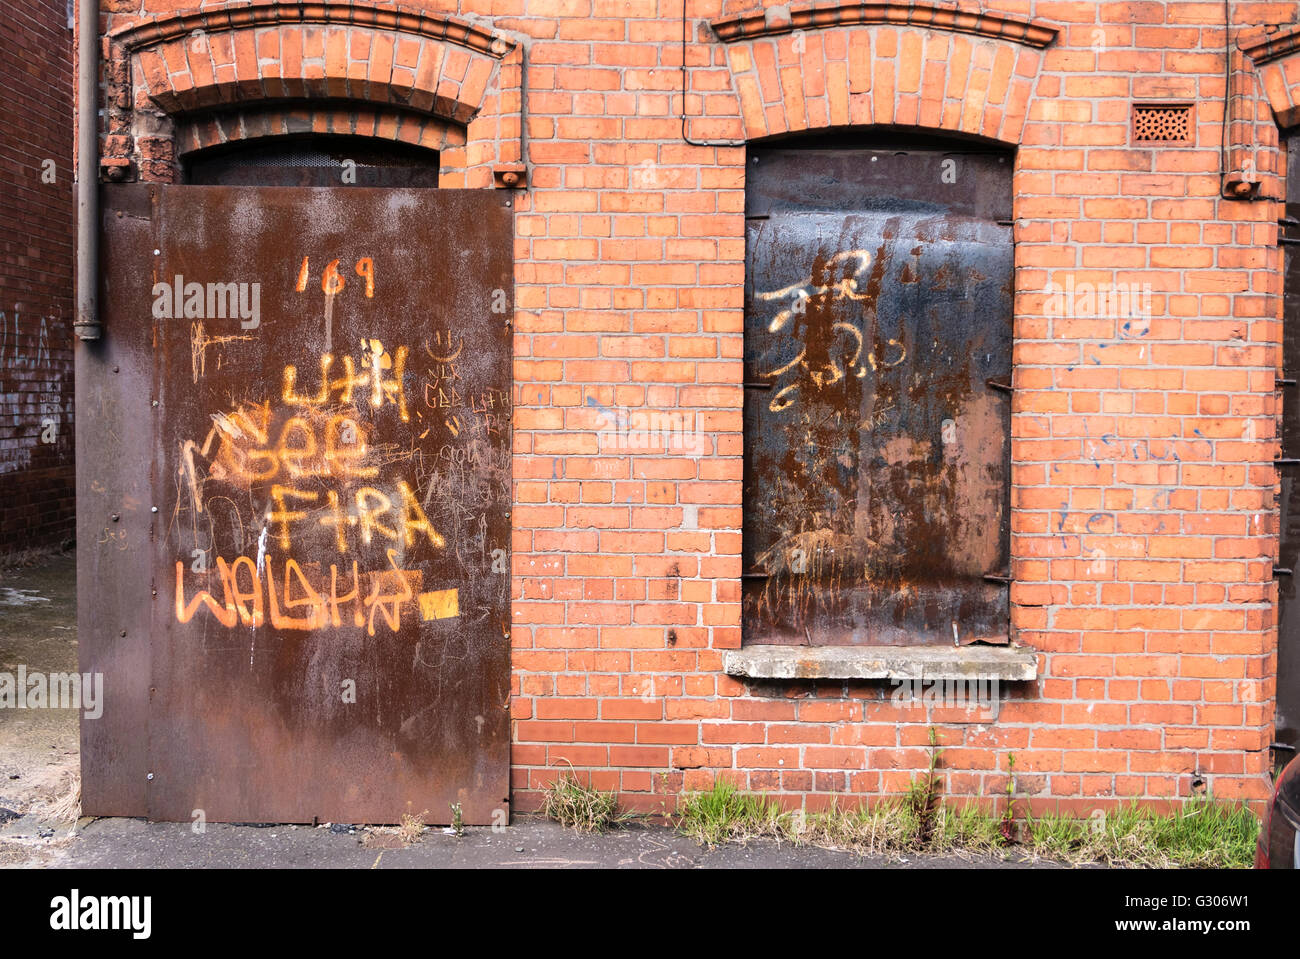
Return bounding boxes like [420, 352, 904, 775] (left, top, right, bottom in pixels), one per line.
[722, 644, 1039, 682]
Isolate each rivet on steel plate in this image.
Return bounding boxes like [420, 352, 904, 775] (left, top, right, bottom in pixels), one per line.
[111, 514, 119, 522]
[147, 773, 154, 780]
[152, 400, 158, 407]
[151, 506, 158, 513]
[119, 630, 126, 637]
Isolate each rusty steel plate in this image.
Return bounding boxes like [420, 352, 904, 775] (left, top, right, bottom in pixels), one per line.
[83, 183, 512, 823]
[743, 146, 1013, 647]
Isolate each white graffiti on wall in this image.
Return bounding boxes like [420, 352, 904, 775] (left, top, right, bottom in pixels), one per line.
[0, 309, 66, 476]
[0, 310, 52, 368]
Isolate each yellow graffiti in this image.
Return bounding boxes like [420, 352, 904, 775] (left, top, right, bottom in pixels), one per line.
[418, 588, 459, 621]
[761, 332, 907, 413]
[173, 332, 468, 637]
[284, 341, 408, 421]
[182, 405, 380, 517]
[425, 330, 463, 363]
[753, 249, 913, 412]
[190, 321, 255, 384]
[267, 481, 443, 553]
[757, 249, 874, 333]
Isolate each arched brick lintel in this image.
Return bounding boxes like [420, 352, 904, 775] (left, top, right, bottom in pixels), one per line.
[709, 8, 1054, 147]
[712, 0, 1058, 49]
[106, 3, 524, 186]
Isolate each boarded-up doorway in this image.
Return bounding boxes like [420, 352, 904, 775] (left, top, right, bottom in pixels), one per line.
[79, 181, 513, 824]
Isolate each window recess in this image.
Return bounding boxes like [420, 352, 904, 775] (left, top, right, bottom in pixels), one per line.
[742, 139, 1015, 648]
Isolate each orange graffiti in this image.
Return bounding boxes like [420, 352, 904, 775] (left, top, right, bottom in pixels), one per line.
[175, 553, 459, 635]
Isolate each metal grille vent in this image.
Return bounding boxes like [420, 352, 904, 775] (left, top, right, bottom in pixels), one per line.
[1132, 104, 1192, 144]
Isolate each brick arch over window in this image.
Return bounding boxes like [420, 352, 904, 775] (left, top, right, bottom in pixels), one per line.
[705, 0, 1057, 146]
[103, 2, 524, 188]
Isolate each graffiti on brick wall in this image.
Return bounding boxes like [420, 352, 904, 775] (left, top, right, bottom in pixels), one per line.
[0, 308, 69, 477]
[0, 310, 52, 368]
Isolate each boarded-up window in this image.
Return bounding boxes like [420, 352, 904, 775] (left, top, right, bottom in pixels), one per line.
[743, 140, 1014, 647]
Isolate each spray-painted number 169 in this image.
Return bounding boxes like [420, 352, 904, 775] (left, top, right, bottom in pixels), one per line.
[295, 256, 375, 297]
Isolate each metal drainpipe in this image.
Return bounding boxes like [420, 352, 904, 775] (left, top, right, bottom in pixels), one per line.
[74, 0, 100, 340]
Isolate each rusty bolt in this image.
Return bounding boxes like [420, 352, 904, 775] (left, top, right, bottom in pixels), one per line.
[501, 171, 518, 187]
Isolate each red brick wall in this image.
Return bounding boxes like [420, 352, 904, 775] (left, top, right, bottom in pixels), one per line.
[93, 0, 1300, 814]
[0, 0, 76, 558]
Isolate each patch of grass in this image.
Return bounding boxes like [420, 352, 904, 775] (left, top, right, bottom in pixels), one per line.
[541, 774, 625, 833]
[673, 780, 1258, 867]
[794, 798, 917, 854]
[933, 802, 1005, 855]
[676, 779, 791, 846]
[1024, 799, 1258, 869]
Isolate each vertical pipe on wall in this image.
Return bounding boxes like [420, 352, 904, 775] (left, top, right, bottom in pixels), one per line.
[74, 0, 100, 340]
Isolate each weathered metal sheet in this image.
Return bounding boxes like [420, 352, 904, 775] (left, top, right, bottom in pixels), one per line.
[1275, 136, 1300, 753]
[743, 146, 1013, 647]
[84, 183, 512, 824]
[77, 184, 157, 815]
